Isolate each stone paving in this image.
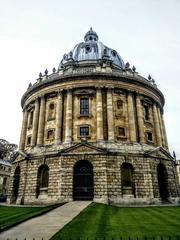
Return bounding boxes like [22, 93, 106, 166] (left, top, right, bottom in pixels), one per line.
[0, 201, 91, 240]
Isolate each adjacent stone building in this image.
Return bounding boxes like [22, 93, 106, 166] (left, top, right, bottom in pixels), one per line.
[176, 160, 180, 185]
[8, 28, 179, 204]
[0, 160, 11, 198]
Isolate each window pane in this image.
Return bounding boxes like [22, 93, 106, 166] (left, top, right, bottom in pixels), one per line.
[80, 127, 89, 136]
[119, 127, 125, 136]
[80, 98, 89, 115]
[147, 132, 152, 141]
[117, 100, 123, 109]
[144, 105, 149, 120]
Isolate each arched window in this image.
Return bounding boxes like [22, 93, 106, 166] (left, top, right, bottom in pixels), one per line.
[48, 103, 55, 120]
[36, 165, 49, 198]
[12, 166, 20, 203]
[121, 163, 135, 196]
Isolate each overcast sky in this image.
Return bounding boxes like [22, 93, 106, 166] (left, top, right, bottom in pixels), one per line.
[0, 0, 179, 158]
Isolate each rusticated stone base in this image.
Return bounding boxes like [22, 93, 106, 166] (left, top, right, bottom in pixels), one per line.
[7, 143, 180, 205]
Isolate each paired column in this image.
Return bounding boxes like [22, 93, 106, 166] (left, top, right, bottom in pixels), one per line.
[107, 88, 115, 141]
[31, 98, 40, 146]
[55, 91, 63, 144]
[37, 96, 46, 146]
[96, 87, 104, 141]
[19, 109, 28, 150]
[157, 107, 166, 148]
[65, 89, 72, 143]
[127, 91, 136, 141]
[136, 94, 145, 143]
[161, 114, 168, 149]
[153, 103, 162, 146]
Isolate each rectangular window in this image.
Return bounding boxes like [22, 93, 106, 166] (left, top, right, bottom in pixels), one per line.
[147, 132, 153, 141]
[117, 100, 123, 110]
[80, 98, 89, 115]
[80, 126, 89, 136]
[29, 111, 34, 126]
[27, 136, 31, 145]
[47, 130, 54, 140]
[3, 177, 7, 186]
[118, 127, 126, 137]
[144, 105, 149, 121]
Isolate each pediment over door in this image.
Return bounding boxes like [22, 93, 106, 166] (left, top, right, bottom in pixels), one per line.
[144, 147, 173, 160]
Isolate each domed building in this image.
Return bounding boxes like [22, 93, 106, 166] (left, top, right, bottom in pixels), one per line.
[8, 28, 179, 204]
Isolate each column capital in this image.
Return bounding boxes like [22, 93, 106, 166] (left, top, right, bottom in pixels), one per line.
[57, 89, 63, 96]
[106, 86, 114, 92]
[127, 89, 135, 95]
[22, 106, 27, 112]
[66, 88, 72, 93]
[33, 97, 39, 103]
[39, 94, 45, 100]
[96, 86, 104, 90]
[136, 91, 142, 97]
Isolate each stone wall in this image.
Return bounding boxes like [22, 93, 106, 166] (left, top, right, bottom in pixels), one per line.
[8, 152, 179, 205]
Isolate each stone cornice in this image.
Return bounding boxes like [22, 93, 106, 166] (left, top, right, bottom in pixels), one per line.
[21, 70, 165, 108]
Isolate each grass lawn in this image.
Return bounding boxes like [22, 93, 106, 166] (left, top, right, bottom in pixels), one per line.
[0, 203, 63, 232]
[51, 203, 180, 240]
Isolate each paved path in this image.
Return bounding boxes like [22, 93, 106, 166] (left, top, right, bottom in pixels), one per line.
[0, 201, 91, 240]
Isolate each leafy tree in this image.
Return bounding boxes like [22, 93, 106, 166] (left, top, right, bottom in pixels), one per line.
[0, 139, 17, 162]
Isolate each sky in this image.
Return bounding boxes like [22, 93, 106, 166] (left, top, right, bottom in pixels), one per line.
[0, 0, 179, 158]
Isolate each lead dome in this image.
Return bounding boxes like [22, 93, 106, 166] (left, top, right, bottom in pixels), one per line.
[59, 28, 125, 70]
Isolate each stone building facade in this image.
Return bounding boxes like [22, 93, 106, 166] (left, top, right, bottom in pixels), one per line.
[8, 29, 179, 204]
[176, 160, 180, 185]
[0, 160, 11, 198]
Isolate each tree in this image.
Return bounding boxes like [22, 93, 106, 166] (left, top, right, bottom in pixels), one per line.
[0, 139, 17, 162]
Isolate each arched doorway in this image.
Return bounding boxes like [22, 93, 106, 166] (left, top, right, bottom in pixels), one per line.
[157, 163, 169, 201]
[73, 160, 94, 200]
[12, 166, 21, 203]
[36, 164, 49, 198]
[121, 162, 135, 197]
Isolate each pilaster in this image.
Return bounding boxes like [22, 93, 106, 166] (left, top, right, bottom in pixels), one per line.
[127, 90, 136, 142]
[31, 98, 40, 146]
[153, 103, 162, 146]
[19, 108, 28, 150]
[106, 87, 115, 141]
[65, 89, 72, 144]
[96, 87, 104, 141]
[55, 91, 63, 144]
[37, 95, 46, 146]
[136, 93, 145, 143]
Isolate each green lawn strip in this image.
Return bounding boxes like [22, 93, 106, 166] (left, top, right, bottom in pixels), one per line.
[0, 203, 65, 232]
[51, 203, 180, 240]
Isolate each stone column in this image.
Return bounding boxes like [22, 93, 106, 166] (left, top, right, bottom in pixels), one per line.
[153, 103, 162, 146]
[31, 98, 40, 146]
[65, 89, 72, 144]
[19, 108, 28, 150]
[27, 111, 32, 127]
[136, 94, 145, 143]
[161, 114, 168, 149]
[157, 106, 166, 148]
[96, 87, 104, 141]
[127, 91, 136, 141]
[106, 88, 115, 141]
[37, 96, 46, 146]
[55, 91, 63, 144]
